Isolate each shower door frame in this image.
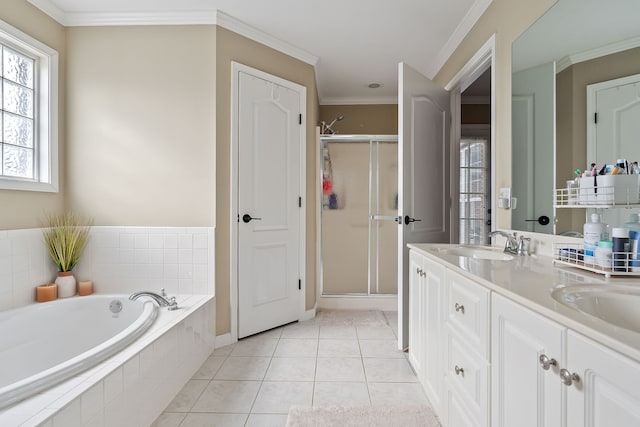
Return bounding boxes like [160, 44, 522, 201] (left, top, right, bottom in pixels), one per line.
[318, 134, 399, 297]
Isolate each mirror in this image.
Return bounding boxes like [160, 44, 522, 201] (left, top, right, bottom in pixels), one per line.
[512, 0, 640, 235]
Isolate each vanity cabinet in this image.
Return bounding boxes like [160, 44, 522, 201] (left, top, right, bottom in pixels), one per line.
[491, 293, 565, 427]
[408, 250, 445, 414]
[443, 269, 490, 427]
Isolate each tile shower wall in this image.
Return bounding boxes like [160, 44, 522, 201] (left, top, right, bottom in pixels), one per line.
[0, 227, 215, 312]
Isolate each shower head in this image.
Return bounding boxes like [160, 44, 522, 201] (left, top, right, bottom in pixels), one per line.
[322, 115, 345, 134]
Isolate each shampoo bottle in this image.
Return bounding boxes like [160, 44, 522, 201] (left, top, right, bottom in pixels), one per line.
[622, 213, 640, 233]
[584, 213, 607, 265]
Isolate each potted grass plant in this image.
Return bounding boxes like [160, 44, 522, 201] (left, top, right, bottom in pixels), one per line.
[42, 212, 92, 298]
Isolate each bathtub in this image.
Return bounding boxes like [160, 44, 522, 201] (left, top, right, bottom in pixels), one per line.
[0, 295, 157, 409]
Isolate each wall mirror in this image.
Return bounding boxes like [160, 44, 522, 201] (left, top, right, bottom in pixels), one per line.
[511, 0, 640, 235]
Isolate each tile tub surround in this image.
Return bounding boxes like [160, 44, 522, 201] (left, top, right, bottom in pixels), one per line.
[154, 310, 432, 426]
[0, 294, 215, 426]
[0, 227, 215, 312]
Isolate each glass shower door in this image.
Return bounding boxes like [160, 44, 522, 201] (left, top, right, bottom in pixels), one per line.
[321, 136, 398, 296]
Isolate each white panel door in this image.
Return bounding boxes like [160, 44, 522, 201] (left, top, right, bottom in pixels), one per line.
[237, 71, 303, 338]
[398, 62, 451, 349]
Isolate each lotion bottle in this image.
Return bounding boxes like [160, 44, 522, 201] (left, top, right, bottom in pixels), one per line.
[584, 213, 607, 265]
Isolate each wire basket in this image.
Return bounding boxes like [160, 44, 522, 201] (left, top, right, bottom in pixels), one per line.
[553, 243, 640, 278]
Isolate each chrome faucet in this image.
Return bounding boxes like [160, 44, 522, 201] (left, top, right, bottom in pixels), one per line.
[489, 230, 519, 255]
[129, 291, 179, 311]
[517, 236, 531, 256]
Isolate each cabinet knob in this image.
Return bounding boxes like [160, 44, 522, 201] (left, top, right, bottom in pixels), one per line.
[539, 354, 557, 370]
[454, 303, 465, 314]
[560, 368, 580, 386]
[454, 365, 464, 376]
[416, 267, 422, 274]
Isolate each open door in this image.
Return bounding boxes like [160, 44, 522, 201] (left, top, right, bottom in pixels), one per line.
[398, 62, 451, 349]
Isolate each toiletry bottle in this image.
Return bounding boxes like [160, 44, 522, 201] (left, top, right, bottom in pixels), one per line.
[622, 213, 640, 233]
[583, 213, 607, 265]
[630, 230, 640, 272]
[595, 240, 613, 269]
[612, 227, 630, 272]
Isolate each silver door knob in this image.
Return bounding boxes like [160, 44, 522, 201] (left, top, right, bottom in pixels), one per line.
[539, 354, 557, 370]
[454, 303, 465, 314]
[454, 365, 464, 376]
[560, 368, 580, 386]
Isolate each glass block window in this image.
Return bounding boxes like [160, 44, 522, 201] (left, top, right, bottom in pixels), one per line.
[459, 137, 490, 245]
[1, 45, 36, 180]
[0, 19, 58, 192]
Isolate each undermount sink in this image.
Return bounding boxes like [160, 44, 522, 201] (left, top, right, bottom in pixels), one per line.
[433, 246, 514, 261]
[551, 284, 640, 334]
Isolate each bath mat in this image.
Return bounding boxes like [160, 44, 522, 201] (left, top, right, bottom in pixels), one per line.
[286, 405, 440, 427]
[315, 309, 389, 326]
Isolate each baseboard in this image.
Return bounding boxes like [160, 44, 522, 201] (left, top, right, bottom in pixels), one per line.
[300, 306, 317, 321]
[318, 295, 398, 311]
[215, 333, 234, 348]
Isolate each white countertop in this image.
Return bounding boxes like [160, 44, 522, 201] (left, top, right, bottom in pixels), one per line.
[408, 243, 640, 362]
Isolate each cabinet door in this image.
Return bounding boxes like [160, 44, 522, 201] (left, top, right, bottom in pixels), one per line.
[423, 256, 445, 413]
[491, 293, 565, 427]
[567, 331, 640, 427]
[408, 251, 424, 377]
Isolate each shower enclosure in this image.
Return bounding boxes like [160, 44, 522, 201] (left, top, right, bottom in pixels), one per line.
[320, 135, 398, 296]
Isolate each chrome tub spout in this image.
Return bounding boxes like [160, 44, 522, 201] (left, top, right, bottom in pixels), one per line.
[129, 291, 178, 311]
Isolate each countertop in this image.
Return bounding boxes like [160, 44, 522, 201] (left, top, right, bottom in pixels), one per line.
[408, 243, 640, 362]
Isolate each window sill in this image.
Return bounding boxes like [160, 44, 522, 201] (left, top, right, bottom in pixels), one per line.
[0, 179, 58, 193]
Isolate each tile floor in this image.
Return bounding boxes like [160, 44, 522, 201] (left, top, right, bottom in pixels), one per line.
[152, 310, 429, 427]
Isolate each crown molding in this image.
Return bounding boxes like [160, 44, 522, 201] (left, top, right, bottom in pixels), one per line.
[556, 35, 640, 74]
[319, 96, 398, 106]
[25, 3, 318, 66]
[429, 0, 493, 79]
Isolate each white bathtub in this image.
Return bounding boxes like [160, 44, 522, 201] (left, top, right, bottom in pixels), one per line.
[0, 295, 157, 409]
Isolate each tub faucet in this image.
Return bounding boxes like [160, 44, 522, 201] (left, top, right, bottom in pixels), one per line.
[489, 230, 519, 255]
[129, 291, 178, 311]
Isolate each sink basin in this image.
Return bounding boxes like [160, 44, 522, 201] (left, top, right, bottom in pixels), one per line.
[551, 284, 640, 333]
[433, 246, 514, 261]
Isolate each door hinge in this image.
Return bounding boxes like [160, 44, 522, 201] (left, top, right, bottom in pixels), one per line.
[298, 196, 302, 207]
[594, 112, 598, 124]
[299, 114, 302, 125]
[298, 279, 301, 290]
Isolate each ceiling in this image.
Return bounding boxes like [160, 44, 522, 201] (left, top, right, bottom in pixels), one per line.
[27, 0, 492, 104]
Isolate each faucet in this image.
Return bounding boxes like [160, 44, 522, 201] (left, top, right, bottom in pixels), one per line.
[489, 230, 519, 255]
[129, 291, 179, 311]
[517, 236, 531, 256]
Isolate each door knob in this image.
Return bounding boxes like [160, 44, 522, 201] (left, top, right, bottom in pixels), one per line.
[404, 216, 422, 225]
[242, 214, 262, 223]
[525, 215, 550, 226]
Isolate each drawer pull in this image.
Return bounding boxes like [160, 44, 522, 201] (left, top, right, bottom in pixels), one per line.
[416, 267, 422, 274]
[454, 303, 465, 314]
[560, 368, 580, 386]
[539, 354, 557, 370]
[454, 365, 464, 376]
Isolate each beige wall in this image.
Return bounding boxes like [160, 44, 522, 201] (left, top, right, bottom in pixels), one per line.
[215, 27, 319, 335]
[434, 0, 557, 230]
[0, 0, 66, 229]
[65, 26, 216, 226]
[555, 46, 640, 233]
[319, 104, 398, 135]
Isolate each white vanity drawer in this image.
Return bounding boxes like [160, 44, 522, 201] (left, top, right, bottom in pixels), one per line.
[445, 269, 490, 358]
[445, 328, 489, 427]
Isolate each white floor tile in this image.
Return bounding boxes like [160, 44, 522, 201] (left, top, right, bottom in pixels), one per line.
[251, 381, 314, 414]
[164, 380, 208, 412]
[317, 339, 361, 358]
[359, 340, 406, 358]
[245, 413, 289, 427]
[280, 323, 320, 339]
[356, 325, 396, 340]
[230, 338, 278, 357]
[315, 358, 365, 382]
[192, 356, 226, 379]
[363, 358, 418, 382]
[319, 325, 357, 339]
[179, 413, 248, 427]
[264, 358, 316, 381]
[214, 357, 271, 381]
[191, 381, 261, 413]
[212, 344, 235, 357]
[274, 339, 318, 358]
[313, 382, 371, 406]
[151, 412, 186, 427]
[367, 382, 428, 406]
